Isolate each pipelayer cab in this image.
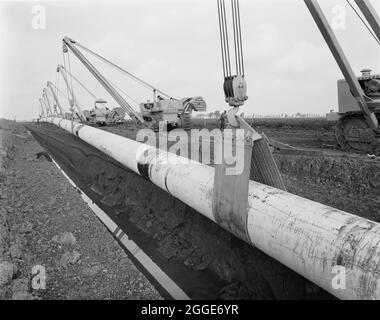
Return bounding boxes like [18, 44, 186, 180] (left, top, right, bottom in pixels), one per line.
[313, 0, 380, 154]
[334, 68, 380, 153]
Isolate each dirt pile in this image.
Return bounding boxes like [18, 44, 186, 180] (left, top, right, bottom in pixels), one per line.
[275, 154, 380, 221]
[0, 120, 34, 299]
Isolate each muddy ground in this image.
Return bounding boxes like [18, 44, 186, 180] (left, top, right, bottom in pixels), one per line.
[0, 119, 161, 300]
[194, 117, 337, 151]
[3, 117, 379, 300]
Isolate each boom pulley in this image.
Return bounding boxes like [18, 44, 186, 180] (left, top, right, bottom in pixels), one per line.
[217, 0, 248, 108]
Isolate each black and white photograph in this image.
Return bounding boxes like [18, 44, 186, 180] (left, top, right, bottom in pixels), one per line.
[0, 0, 380, 307]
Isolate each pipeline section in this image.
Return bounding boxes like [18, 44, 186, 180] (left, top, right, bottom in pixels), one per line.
[40, 117, 380, 300]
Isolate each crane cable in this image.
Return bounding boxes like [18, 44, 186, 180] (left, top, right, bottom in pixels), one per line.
[67, 51, 75, 98]
[46, 89, 60, 114]
[104, 76, 139, 115]
[63, 40, 161, 118]
[51, 82, 85, 120]
[72, 40, 173, 99]
[346, 0, 380, 45]
[232, 0, 244, 76]
[61, 59, 139, 115]
[55, 66, 80, 114]
[61, 66, 98, 100]
[51, 82, 70, 102]
[217, 0, 245, 78]
[62, 50, 79, 109]
[67, 66, 139, 114]
[62, 51, 71, 102]
[45, 90, 58, 115]
[217, 0, 231, 77]
[106, 78, 140, 106]
[55, 71, 59, 105]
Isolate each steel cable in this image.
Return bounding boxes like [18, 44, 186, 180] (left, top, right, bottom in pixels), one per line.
[346, 0, 380, 45]
[73, 41, 173, 99]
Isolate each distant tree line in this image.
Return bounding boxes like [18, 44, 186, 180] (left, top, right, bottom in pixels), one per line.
[194, 111, 326, 119]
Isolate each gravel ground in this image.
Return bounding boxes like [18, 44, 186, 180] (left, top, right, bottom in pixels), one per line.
[0, 119, 161, 300]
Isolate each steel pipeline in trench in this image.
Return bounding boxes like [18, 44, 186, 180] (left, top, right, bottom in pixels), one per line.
[26, 124, 229, 299]
[25, 125, 189, 299]
[29, 129, 189, 298]
[25, 122, 334, 300]
[50, 157, 190, 300]
[42, 117, 380, 300]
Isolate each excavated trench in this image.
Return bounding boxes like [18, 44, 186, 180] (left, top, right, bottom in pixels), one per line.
[24, 121, 380, 300]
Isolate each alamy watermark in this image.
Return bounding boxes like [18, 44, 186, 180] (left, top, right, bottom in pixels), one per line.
[31, 265, 46, 290]
[331, 5, 346, 30]
[331, 265, 346, 290]
[32, 5, 46, 30]
[135, 126, 248, 176]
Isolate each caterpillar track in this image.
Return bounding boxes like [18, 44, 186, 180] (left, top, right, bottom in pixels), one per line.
[335, 112, 380, 155]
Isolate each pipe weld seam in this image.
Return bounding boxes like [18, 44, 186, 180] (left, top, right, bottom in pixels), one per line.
[74, 124, 85, 137]
[137, 147, 159, 181]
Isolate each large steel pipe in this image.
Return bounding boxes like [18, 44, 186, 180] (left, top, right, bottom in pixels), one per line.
[41, 117, 380, 300]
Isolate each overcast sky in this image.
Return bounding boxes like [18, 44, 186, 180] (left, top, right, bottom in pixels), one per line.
[1, 0, 380, 120]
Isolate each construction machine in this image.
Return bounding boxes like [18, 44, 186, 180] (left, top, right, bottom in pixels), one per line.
[46, 81, 65, 118]
[61, 36, 207, 130]
[39, 98, 47, 118]
[108, 107, 126, 124]
[334, 68, 380, 153]
[43, 80, 74, 120]
[305, 0, 380, 154]
[215, 0, 286, 192]
[83, 99, 109, 126]
[139, 96, 207, 130]
[42, 89, 55, 117]
[56, 64, 122, 126]
[56, 64, 87, 122]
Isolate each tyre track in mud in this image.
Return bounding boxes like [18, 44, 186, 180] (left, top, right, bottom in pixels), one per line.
[25, 122, 334, 300]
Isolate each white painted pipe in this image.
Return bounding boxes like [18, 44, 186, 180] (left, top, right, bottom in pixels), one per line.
[41, 117, 380, 300]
